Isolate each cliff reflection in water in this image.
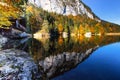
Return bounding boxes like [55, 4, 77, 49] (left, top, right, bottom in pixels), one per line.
[26, 35, 119, 79]
[4, 35, 120, 79]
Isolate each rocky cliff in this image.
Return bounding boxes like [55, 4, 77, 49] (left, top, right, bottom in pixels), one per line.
[28, 0, 100, 21]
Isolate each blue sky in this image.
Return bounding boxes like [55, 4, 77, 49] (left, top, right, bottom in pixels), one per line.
[82, 0, 120, 25]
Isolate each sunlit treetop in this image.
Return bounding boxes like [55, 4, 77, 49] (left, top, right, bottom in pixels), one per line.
[0, 0, 27, 28]
[1, 0, 27, 5]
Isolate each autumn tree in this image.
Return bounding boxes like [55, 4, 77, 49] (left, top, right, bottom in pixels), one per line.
[0, 0, 27, 28]
[79, 25, 85, 35]
[0, 2, 19, 28]
[26, 5, 43, 33]
[58, 23, 64, 34]
[90, 26, 95, 34]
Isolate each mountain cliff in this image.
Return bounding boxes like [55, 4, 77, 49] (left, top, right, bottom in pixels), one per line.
[28, 0, 100, 21]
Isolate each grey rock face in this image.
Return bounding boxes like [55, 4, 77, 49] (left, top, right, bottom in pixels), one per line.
[0, 49, 38, 80]
[28, 0, 100, 21]
[0, 35, 7, 49]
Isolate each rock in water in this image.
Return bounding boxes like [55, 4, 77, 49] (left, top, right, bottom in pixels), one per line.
[19, 32, 32, 38]
[0, 35, 7, 49]
[0, 49, 39, 80]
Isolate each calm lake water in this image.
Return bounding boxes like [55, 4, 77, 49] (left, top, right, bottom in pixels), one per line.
[53, 42, 120, 80]
[3, 35, 120, 80]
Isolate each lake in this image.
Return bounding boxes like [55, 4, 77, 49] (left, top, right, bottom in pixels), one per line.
[53, 41, 120, 80]
[3, 35, 120, 80]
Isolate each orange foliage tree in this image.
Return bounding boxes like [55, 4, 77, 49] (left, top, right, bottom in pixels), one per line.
[58, 23, 64, 34]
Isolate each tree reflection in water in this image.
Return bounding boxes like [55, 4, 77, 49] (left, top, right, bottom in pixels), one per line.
[28, 35, 120, 79]
[2, 35, 120, 79]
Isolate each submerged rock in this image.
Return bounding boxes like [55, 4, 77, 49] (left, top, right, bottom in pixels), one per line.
[4, 29, 32, 39]
[0, 35, 8, 49]
[0, 49, 39, 80]
[19, 32, 32, 38]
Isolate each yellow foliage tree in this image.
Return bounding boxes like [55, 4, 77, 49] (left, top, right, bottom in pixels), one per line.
[58, 23, 64, 34]
[26, 5, 42, 33]
[79, 25, 84, 35]
[0, 1, 25, 29]
[90, 27, 95, 34]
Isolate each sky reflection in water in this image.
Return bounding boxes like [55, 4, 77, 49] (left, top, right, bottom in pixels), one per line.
[3, 35, 120, 80]
[53, 42, 120, 80]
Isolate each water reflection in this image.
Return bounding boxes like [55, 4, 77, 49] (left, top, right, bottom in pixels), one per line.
[2, 35, 120, 79]
[30, 35, 120, 60]
[53, 42, 120, 80]
[32, 35, 120, 79]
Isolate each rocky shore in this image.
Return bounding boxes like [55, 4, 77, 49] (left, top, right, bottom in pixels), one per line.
[0, 49, 39, 80]
[0, 34, 99, 80]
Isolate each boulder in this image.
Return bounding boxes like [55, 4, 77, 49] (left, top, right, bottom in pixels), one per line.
[0, 49, 40, 80]
[0, 35, 7, 49]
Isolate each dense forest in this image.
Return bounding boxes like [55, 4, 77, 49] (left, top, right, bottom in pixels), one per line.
[0, 0, 120, 37]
